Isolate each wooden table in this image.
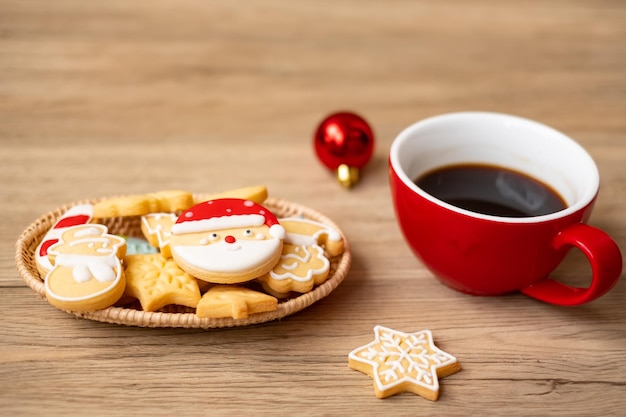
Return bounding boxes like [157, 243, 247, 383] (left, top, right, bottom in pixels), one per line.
[1, 1, 625, 415]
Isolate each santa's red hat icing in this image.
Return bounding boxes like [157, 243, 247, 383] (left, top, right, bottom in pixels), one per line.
[172, 198, 285, 239]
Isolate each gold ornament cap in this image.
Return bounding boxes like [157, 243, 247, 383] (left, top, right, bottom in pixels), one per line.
[337, 164, 360, 188]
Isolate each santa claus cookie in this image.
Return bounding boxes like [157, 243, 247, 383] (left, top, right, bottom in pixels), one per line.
[169, 198, 285, 284]
[44, 224, 127, 312]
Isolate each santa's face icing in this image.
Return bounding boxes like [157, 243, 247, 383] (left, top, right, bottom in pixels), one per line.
[170, 199, 285, 283]
[173, 225, 281, 272]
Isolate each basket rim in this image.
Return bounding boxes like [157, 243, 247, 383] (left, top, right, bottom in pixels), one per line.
[15, 194, 351, 328]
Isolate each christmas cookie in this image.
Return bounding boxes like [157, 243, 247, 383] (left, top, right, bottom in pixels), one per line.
[36, 204, 94, 276]
[141, 213, 177, 258]
[195, 285, 278, 319]
[279, 217, 344, 257]
[123, 253, 201, 312]
[93, 190, 194, 218]
[201, 185, 268, 205]
[349, 326, 461, 401]
[44, 224, 127, 311]
[257, 217, 344, 295]
[169, 198, 285, 284]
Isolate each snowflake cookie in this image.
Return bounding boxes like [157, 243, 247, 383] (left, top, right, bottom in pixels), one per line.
[123, 253, 201, 312]
[348, 326, 461, 401]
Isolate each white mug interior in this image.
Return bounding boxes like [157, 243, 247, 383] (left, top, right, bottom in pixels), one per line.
[390, 112, 599, 223]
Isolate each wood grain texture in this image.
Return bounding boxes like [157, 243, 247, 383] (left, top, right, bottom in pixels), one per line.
[1, 1, 625, 416]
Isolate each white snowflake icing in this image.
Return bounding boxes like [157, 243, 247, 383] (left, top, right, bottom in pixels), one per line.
[349, 326, 457, 392]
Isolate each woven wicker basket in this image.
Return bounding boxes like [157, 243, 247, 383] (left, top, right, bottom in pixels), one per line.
[15, 195, 351, 328]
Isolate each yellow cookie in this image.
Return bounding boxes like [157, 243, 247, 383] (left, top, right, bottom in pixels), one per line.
[123, 254, 201, 312]
[153, 190, 195, 212]
[198, 185, 268, 205]
[44, 224, 126, 312]
[93, 190, 194, 218]
[196, 285, 278, 319]
[348, 326, 461, 401]
[257, 217, 344, 294]
[141, 213, 177, 258]
[94, 195, 160, 218]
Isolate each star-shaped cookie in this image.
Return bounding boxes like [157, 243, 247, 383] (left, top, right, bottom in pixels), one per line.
[123, 253, 201, 311]
[348, 326, 461, 401]
[195, 285, 278, 319]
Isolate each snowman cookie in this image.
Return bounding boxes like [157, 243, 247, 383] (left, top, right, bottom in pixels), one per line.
[169, 198, 286, 284]
[44, 224, 127, 311]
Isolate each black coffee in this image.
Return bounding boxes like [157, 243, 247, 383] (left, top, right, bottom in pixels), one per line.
[415, 164, 567, 217]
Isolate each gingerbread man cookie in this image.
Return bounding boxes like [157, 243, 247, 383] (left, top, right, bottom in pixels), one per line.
[44, 224, 127, 312]
[257, 217, 344, 296]
[169, 199, 285, 284]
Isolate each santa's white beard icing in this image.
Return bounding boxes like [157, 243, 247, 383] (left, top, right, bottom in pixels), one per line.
[173, 237, 282, 282]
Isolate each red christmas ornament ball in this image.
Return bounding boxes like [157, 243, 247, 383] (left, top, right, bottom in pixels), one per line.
[314, 112, 375, 171]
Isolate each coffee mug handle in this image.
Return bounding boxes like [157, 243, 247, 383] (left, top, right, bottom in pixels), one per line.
[520, 223, 623, 306]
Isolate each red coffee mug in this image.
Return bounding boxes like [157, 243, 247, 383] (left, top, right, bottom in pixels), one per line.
[389, 112, 622, 306]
